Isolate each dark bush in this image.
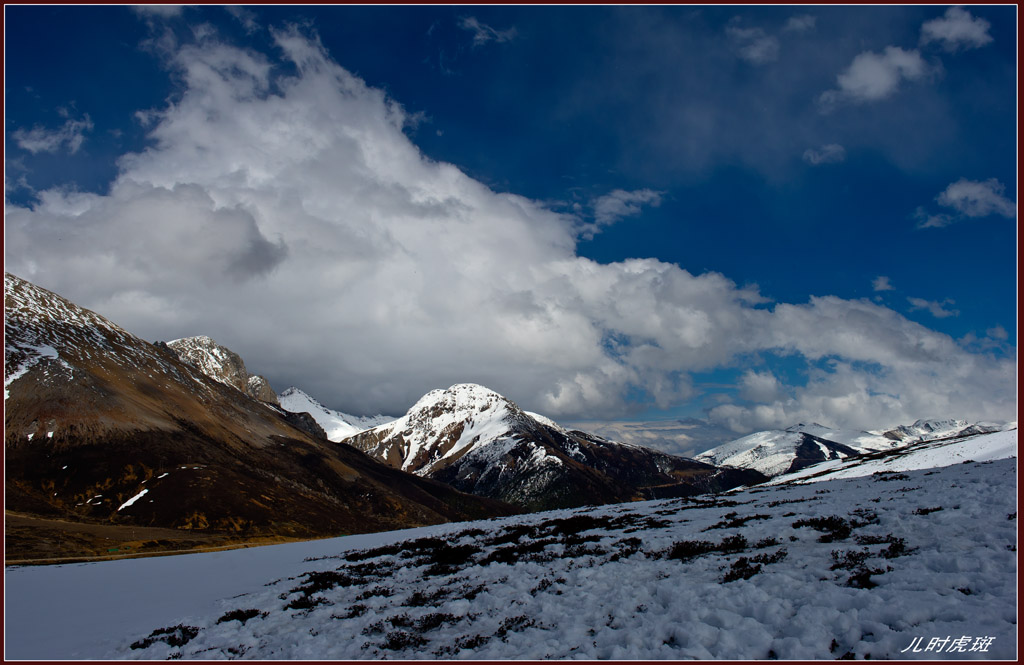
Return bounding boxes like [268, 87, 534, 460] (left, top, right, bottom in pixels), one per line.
[285, 595, 328, 611]
[792, 515, 852, 542]
[666, 539, 717, 561]
[846, 566, 886, 589]
[331, 604, 368, 620]
[355, 585, 393, 601]
[722, 557, 762, 582]
[706, 513, 772, 531]
[381, 630, 428, 651]
[216, 609, 263, 625]
[495, 615, 536, 640]
[130, 625, 200, 650]
[291, 570, 354, 595]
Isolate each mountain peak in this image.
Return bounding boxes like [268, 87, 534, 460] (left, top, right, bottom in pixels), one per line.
[408, 383, 522, 420]
[167, 336, 278, 405]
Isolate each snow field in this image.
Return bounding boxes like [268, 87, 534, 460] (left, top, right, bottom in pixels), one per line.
[64, 457, 1015, 660]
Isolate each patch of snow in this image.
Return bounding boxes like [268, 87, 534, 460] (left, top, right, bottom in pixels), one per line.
[117, 489, 149, 512]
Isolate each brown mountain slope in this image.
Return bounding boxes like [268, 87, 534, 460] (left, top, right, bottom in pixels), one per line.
[4, 273, 514, 560]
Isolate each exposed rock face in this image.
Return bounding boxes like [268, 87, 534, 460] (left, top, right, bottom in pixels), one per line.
[343, 383, 765, 511]
[4, 272, 515, 558]
[166, 336, 280, 406]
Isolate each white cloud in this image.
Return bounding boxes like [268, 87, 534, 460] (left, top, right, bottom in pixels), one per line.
[916, 178, 1016, 229]
[802, 143, 846, 165]
[739, 370, 784, 403]
[872, 276, 894, 292]
[5, 29, 1015, 431]
[937, 178, 1016, 218]
[225, 6, 260, 34]
[589, 188, 662, 233]
[907, 297, 959, 319]
[726, 26, 779, 65]
[12, 113, 94, 154]
[458, 17, 517, 47]
[783, 15, 816, 33]
[987, 325, 1009, 341]
[818, 46, 928, 112]
[708, 298, 1013, 433]
[920, 6, 993, 52]
[913, 206, 954, 229]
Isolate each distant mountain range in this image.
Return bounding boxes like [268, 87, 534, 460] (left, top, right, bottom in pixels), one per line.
[696, 420, 1014, 477]
[6, 271, 1011, 561]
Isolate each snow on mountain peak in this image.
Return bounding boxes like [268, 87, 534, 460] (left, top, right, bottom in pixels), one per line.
[345, 383, 544, 476]
[277, 387, 394, 442]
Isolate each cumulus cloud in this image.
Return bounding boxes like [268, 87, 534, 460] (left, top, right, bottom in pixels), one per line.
[802, 143, 846, 165]
[458, 17, 517, 47]
[818, 46, 928, 112]
[872, 276, 894, 292]
[707, 298, 1012, 433]
[907, 297, 959, 319]
[12, 112, 94, 154]
[920, 6, 993, 52]
[5, 28, 1015, 431]
[726, 25, 779, 64]
[565, 419, 739, 457]
[739, 370, 784, 403]
[937, 178, 1016, 218]
[916, 178, 1016, 229]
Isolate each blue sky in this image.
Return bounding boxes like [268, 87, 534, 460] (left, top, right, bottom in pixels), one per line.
[4, 5, 1017, 443]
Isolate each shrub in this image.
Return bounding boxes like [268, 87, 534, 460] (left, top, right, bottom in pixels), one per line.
[792, 515, 852, 542]
[130, 625, 200, 650]
[216, 609, 263, 625]
[722, 557, 762, 582]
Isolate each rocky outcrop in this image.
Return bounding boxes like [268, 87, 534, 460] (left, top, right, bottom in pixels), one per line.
[166, 336, 280, 406]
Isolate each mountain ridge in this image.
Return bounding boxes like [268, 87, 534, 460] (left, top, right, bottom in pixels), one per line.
[343, 383, 765, 510]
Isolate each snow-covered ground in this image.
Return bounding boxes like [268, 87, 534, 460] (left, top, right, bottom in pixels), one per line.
[5, 446, 1016, 660]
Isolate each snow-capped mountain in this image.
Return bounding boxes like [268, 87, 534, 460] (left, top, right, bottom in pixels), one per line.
[770, 426, 1017, 485]
[278, 386, 394, 441]
[880, 418, 972, 443]
[166, 335, 279, 405]
[695, 430, 862, 478]
[781, 422, 902, 452]
[697, 418, 1012, 478]
[343, 383, 765, 510]
[3, 273, 513, 561]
